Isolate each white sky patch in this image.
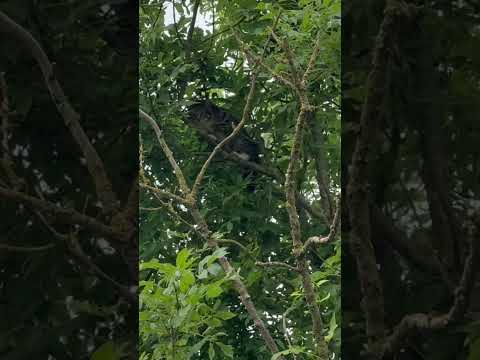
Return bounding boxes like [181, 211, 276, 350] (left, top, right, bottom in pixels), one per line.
[164, 1, 211, 29]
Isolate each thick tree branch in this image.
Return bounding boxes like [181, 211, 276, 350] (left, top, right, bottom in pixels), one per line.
[281, 31, 330, 358]
[345, 1, 417, 351]
[0, 73, 25, 191]
[0, 10, 118, 213]
[176, 0, 201, 99]
[142, 104, 283, 360]
[0, 187, 125, 241]
[188, 206, 283, 356]
[186, 0, 201, 57]
[139, 109, 192, 196]
[378, 227, 478, 357]
[286, 105, 328, 359]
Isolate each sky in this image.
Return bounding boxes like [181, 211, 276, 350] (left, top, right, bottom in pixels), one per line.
[164, 1, 211, 29]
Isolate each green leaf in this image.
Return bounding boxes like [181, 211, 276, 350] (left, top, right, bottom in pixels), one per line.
[325, 312, 337, 342]
[91, 341, 119, 360]
[468, 337, 480, 360]
[209, 343, 216, 359]
[206, 284, 223, 298]
[180, 270, 195, 292]
[217, 310, 236, 320]
[316, 279, 329, 287]
[140, 260, 176, 275]
[188, 338, 208, 358]
[216, 342, 234, 358]
[176, 248, 192, 269]
[173, 305, 192, 327]
[198, 269, 209, 279]
[271, 346, 305, 360]
[207, 263, 222, 276]
[211, 247, 228, 260]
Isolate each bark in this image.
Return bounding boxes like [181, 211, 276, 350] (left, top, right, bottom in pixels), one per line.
[346, 0, 418, 352]
[285, 107, 329, 358]
[190, 208, 283, 357]
[0, 10, 119, 213]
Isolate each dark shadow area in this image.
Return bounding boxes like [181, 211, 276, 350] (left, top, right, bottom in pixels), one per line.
[342, 0, 480, 359]
[0, 1, 138, 359]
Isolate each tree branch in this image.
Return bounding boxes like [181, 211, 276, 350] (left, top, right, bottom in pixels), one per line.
[139, 109, 192, 196]
[303, 195, 340, 253]
[0, 10, 118, 213]
[345, 1, 417, 351]
[140, 182, 190, 206]
[256, 261, 299, 272]
[66, 234, 136, 304]
[282, 29, 330, 358]
[378, 227, 478, 357]
[0, 187, 125, 241]
[186, 0, 201, 57]
[0, 242, 55, 252]
[190, 70, 259, 200]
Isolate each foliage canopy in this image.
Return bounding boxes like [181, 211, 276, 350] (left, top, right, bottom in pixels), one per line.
[139, 0, 341, 359]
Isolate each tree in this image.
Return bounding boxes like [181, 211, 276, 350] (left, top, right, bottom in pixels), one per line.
[0, 1, 138, 359]
[343, 1, 480, 359]
[139, 0, 340, 359]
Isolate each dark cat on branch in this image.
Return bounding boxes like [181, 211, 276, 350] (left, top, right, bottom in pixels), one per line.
[186, 99, 263, 191]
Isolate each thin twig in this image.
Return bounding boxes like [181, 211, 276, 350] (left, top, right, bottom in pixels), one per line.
[270, 30, 300, 84]
[256, 261, 299, 272]
[217, 238, 250, 254]
[0, 242, 55, 252]
[301, 31, 322, 87]
[141, 182, 190, 206]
